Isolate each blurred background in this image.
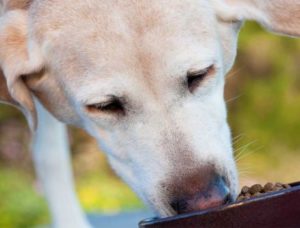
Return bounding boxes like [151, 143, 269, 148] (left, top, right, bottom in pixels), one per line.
[0, 22, 300, 227]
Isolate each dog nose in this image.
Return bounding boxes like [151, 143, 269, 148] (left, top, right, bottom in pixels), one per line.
[170, 174, 233, 214]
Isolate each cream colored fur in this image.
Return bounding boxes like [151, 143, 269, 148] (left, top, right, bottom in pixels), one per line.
[0, 1, 299, 227]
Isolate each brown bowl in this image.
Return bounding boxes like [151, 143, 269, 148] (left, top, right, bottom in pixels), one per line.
[139, 182, 300, 228]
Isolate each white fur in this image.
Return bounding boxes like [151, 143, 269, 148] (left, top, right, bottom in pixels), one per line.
[0, 0, 299, 227]
[33, 100, 91, 228]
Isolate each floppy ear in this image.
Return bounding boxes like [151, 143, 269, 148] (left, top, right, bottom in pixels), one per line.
[0, 9, 43, 131]
[214, 0, 300, 37]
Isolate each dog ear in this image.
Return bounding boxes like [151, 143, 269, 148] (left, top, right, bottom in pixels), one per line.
[1, 0, 31, 11]
[0, 9, 43, 131]
[213, 0, 300, 37]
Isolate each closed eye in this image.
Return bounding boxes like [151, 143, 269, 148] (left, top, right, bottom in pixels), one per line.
[86, 98, 125, 116]
[187, 65, 215, 93]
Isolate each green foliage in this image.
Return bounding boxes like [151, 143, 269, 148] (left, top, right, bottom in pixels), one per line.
[77, 173, 144, 213]
[227, 22, 300, 183]
[0, 166, 144, 228]
[0, 168, 49, 228]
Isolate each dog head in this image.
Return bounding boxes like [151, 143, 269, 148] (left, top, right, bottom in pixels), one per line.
[0, 0, 299, 216]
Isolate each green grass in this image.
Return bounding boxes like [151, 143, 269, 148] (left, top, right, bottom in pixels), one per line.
[0, 165, 144, 228]
[77, 173, 144, 213]
[0, 168, 49, 228]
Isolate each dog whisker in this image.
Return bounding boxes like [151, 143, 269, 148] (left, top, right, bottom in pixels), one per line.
[232, 134, 245, 145]
[234, 141, 258, 162]
[235, 144, 264, 163]
[226, 94, 243, 103]
[226, 66, 245, 80]
[238, 166, 254, 174]
[234, 140, 257, 154]
[237, 162, 256, 179]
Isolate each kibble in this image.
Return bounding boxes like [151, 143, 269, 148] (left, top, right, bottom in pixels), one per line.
[237, 182, 291, 202]
[283, 184, 291, 189]
[241, 186, 249, 194]
[249, 184, 263, 194]
[263, 182, 274, 192]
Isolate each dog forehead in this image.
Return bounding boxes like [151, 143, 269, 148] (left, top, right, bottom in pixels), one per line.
[31, 0, 215, 34]
[30, 0, 219, 89]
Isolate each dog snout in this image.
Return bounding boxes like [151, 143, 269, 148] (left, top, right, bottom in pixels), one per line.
[168, 168, 233, 214]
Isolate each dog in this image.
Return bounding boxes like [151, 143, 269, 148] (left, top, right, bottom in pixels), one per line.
[0, 0, 299, 227]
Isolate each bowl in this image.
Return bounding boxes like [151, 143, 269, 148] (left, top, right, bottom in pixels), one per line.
[139, 182, 300, 228]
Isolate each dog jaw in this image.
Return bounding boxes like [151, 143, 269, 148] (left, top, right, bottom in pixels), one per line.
[26, 0, 239, 216]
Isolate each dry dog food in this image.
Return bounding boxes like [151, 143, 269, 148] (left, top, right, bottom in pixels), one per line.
[237, 182, 291, 202]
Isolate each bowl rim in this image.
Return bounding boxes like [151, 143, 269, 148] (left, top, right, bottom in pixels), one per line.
[139, 181, 300, 226]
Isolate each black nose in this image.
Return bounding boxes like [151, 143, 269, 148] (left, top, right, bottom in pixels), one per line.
[170, 175, 233, 214]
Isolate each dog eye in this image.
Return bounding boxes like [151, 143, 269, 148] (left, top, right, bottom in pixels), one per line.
[187, 65, 214, 92]
[86, 99, 125, 115]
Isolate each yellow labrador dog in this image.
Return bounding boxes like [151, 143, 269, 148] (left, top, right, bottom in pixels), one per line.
[0, 0, 299, 227]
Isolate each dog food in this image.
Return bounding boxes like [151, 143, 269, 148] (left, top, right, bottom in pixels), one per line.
[237, 182, 291, 202]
